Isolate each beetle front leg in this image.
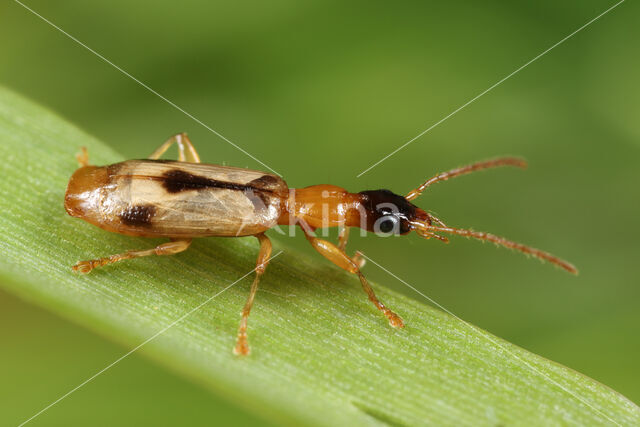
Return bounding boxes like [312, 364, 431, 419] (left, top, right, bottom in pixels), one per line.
[149, 133, 201, 163]
[337, 226, 366, 269]
[303, 230, 403, 328]
[72, 239, 192, 274]
[234, 233, 272, 356]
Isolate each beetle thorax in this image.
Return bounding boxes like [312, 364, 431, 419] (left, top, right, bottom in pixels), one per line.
[278, 185, 364, 230]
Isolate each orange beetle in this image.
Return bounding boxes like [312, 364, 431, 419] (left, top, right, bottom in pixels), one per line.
[65, 133, 576, 355]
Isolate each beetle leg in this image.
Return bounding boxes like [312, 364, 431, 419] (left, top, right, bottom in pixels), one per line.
[76, 146, 90, 167]
[234, 233, 272, 356]
[338, 226, 349, 251]
[303, 230, 404, 329]
[72, 239, 192, 274]
[351, 250, 366, 269]
[337, 227, 366, 269]
[149, 133, 201, 163]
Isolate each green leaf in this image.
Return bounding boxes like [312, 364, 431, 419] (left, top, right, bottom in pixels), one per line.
[0, 85, 637, 426]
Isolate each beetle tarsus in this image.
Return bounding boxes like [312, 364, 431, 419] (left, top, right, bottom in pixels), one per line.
[234, 333, 250, 356]
[385, 309, 405, 328]
[72, 259, 99, 274]
[71, 240, 192, 275]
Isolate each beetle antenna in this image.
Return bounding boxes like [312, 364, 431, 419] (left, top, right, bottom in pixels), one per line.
[405, 157, 527, 201]
[412, 222, 577, 274]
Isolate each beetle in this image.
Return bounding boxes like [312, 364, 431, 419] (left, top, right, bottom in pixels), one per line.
[65, 133, 577, 355]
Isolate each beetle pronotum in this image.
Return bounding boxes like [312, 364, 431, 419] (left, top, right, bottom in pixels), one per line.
[65, 133, 577, 355]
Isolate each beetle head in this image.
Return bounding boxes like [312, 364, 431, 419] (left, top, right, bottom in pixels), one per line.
[357, 189, 429, 236]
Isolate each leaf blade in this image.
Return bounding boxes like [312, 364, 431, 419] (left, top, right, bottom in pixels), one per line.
[0, 86, 637, 426]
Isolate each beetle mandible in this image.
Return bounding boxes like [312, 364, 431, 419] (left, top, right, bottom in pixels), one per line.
[65, 133, 577, 355]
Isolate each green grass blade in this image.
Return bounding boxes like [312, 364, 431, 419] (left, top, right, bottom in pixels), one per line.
[0, 85, 638, 426]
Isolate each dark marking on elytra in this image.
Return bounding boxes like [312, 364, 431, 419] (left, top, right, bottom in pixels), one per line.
[248, 174, 281, 190]
[161, 169, 280, 212]
[119, 204, 156, 227]
[162, 169, 279, 196]
[246, 175, 282, 208]
[162, 169, 255, 193]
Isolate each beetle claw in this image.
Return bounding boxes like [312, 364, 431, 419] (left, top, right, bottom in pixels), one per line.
[72, 260, 95, 274]
[234, 334, 250, 356]
[385, 309, 405, 328]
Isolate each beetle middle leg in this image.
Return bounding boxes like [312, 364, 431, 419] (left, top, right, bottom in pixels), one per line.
[149, 133, 201, 163]
[234, 232, 272, 356]
[72, 239, 192, 274]
[303, 230, 404, 328]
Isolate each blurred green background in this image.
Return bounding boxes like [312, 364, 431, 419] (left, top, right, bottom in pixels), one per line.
[1, 0, 638, 425]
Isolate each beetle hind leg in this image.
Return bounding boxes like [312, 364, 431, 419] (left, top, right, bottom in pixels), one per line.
[149, 133, 201, 163]
[76, 146, 90, 167]
[72, 239, 192, 274]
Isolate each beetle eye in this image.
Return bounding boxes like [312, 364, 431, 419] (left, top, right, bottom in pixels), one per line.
[378, 215, 398, 233]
